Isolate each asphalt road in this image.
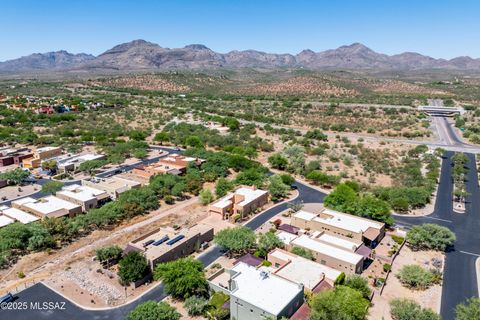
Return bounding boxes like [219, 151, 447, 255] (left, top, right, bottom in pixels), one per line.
[395, 151, 480, 320]
[3, 149, 478, 320]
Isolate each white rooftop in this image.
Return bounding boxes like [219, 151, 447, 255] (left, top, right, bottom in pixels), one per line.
[230, 262, 303, 316]
[1, 207, 39, 224]
[58, 154, 104, 167]
[315, 233, 361, 252]
[270, 249, 341, 287]
[213, 187, 268, 209]
[57, 184, 107, 202]
[36, 146, 60, 152]
[0, 215, 14, 227]
[14, 196, 80, 216]
[292, 235, 364, 265]
[277, 231, 299, 245]
[295, 208, 383, 234]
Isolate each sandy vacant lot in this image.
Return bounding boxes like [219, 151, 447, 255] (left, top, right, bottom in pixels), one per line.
[369, 246, 444, 320]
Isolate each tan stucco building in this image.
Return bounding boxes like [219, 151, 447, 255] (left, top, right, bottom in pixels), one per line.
[208, 186, 268, 220]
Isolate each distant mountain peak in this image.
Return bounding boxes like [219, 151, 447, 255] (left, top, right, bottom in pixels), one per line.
[184, 44, 210, 50]
[1, 39, 480, 73]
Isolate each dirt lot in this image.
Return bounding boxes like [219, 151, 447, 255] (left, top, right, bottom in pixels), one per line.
[369, 246, 444, 320]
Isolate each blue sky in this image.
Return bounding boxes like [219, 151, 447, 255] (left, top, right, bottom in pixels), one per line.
[1, 0, 479, 61]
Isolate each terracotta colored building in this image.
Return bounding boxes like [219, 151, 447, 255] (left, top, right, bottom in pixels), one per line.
[133, 154, 204, 179]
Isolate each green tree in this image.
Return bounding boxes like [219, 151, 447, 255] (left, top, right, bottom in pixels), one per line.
[279, 173, 295, 186]
[283, 145, 306, 175]
[95, 245, 123, 267]
[344, 275, 371, 299]
[310, 286, 369, 320]
[268, 174, 290, 201]
[396, 265, 441, 290]
[390, 298, 441, 320]
[41, 181, 64, 195]
[215, 178, 234, 198]
[407, 223, 456, 251]
[455, 297, 480, 320]
[78, 159, 108, 174]
[154, 132, 170, 145]
[256, 231, 283, 257]
[268, 154, 288, 170]
[41, 159, 58, 173]
[127, 301, 180, 320]
[153, 257, 208, 300]
[324, 183, 358, 213]
[199, 189, 214, 205]
[0, 168, 30, 185]
[184, 295, 209, 316]
[214, 227, 256, 255]
[291, 246, 314, 260]
[118, 251, 150, 285]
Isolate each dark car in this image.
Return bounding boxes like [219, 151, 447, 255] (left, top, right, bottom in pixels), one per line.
[0, 292, 14, 303]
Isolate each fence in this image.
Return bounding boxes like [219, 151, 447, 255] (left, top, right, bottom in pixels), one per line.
[379, 240, 406, 296]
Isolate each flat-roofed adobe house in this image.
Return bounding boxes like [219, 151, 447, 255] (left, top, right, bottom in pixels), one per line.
[208, 262, 304, 320]
[125, 224, 214, 270]
[56, 184, 110, 211]
[267, 248, 342, 289]
[290, 207, 385, 248]
[82, 176, 141, 199]
[12, 196, 82, 219]
[208, 186, 268, 220]
[132, 154, 205, 179]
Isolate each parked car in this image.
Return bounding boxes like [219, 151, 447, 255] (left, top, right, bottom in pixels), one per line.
[0, 292, 14, 304]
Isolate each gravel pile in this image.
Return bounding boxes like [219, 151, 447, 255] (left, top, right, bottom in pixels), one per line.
[59, 267, 123, 304]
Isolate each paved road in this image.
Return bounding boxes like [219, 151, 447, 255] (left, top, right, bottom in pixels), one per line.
[395, 151, 480, 320]
[1, 181, 325, 320]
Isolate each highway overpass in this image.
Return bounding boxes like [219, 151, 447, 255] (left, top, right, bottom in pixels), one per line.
[418, 105, 465, 116]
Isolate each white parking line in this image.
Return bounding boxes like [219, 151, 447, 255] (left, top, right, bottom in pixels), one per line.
[424, 216, 453, 223]
[460, 251, 480, 257]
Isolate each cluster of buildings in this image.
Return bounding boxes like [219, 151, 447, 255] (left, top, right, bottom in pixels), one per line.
[0, 145, 106, 174]
[132, 154, 204, 178]
[2, 95, 113, 114]
[207, 206, 385, 320]
[0, 177, 141, 228]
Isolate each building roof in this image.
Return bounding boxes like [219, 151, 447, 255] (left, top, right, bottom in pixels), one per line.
[270, 249, 341, 288]
[234, 253, 263, 267]
[212, 187, 268, 209]
[57, 184, 108, 202]
[230, 262, 303, 316]
[292, 235, 364, 265]
[0, 215, 14, 227]
[1, 207, 39, 224]
[36, 146, 61, 152]
[363, 227, 381, 241]
[129, 224, 213, 261]
[278, 224, 299, 235]
[13, 196, 80, 216]
[314, 232, 361, 252]
[84, 176, 140, 190]
[57, 153, 105, 168]
[294, 210, 317, 221]
[277, 230, 299, 245]
[295, 208, 384, 234]
[290, 303, 311, 320]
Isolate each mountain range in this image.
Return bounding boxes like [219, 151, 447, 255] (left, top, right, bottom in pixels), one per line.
[1, 39, 480, 73]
